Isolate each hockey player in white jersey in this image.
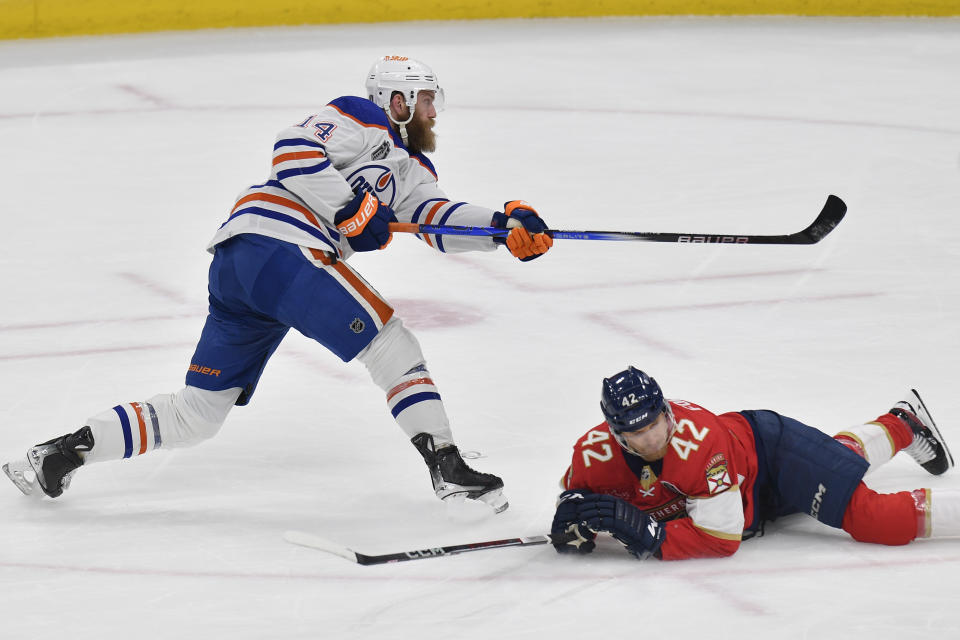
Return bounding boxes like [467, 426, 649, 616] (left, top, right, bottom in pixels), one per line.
[3, 56, 554, 513]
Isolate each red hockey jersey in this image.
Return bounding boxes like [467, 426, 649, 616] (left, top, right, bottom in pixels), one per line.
[561, 400, 759, 560]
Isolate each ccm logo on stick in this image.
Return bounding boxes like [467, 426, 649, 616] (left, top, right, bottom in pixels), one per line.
[405, 548, 446, 559]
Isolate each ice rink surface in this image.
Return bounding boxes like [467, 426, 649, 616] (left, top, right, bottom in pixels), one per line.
[2, 15, 959, 639]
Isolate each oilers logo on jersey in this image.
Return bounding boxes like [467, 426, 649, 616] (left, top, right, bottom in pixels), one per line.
[348, 165, 397, 208]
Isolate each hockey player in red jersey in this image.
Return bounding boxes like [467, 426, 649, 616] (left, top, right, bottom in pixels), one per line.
[552, 367, 957, 560]
[3, 56, 554, 513]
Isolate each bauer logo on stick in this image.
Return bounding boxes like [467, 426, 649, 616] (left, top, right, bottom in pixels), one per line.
[678, 236, 749, 244]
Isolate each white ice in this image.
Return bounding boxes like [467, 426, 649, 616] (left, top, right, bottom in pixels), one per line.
[1, 16, 959, 639]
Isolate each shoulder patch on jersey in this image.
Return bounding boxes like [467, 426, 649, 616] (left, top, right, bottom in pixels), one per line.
[705, 453, 732, 495]
[371, 140, 391, 161]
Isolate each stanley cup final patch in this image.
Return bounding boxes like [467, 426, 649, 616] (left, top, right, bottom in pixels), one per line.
[705, 453, 732, 495]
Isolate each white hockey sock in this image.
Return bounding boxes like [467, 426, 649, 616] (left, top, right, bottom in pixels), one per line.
[927, 488, 960, 538]
[835, 422, 898, 475]
[82, 386, 241, 464]
[384, 365, 453, 445]
[358, 316, 454, 447]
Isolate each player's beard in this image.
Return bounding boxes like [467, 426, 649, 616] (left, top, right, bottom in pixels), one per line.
[406, 112, 436, 155]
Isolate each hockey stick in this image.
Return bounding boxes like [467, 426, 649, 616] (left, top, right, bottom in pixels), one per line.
[284, 530, 552, 565]
[389, 194, 846, 245]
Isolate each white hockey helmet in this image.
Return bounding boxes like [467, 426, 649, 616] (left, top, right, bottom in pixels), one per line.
[365, 56, 445, 114]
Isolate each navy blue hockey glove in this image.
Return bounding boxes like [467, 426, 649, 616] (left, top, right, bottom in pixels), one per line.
[334, 191, 397, 252]
[575, 494, 665, 560]
[491, 200, 553, 261]
[550, 490, 597, 555]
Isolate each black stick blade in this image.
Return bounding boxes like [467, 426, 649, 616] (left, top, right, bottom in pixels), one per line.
[798, 194, 847, 244]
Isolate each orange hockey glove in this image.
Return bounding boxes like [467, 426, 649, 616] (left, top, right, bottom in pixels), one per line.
[491, 200, 553, 261]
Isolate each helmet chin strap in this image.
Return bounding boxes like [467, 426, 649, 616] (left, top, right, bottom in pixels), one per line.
[387, 105, 416, 145]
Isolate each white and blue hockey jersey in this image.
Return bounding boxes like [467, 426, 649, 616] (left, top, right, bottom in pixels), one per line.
[207, 96, 498, 259]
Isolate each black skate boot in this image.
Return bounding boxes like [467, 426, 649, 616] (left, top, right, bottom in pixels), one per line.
[2, 426, 94, 497]
[411, 432, 508, 513]
[891, 389, 954, 476]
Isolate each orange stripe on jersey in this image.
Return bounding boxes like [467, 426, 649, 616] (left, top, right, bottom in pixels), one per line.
[420, 201, 446, 249]
[308, 247, 335, 265]
[272, 150, 326, 166]
[131, 403, 148, 455]
[424, 201, 446, 225]
[331, 261, 394, 325]
[232, 192, 324, 230]
[327, 103, 390, 132]
[386, 377, 435, 402]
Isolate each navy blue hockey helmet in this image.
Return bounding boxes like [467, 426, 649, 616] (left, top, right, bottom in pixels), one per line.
[600, 367, 666, 434]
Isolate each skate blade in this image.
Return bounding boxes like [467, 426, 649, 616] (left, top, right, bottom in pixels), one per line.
[476, 488, 509, 514]
[3, 459, 41, 497]
[441, 488, 509, 515]
[911, 389, 955, 470]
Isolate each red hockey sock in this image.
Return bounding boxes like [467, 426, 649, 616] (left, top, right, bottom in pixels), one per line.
[841, 483, 927, 545]
[874, 413, 915, 452]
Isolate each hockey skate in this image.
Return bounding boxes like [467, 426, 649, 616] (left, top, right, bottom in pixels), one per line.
[2, 426, 94, 497]
[891, 389, 954, 476]
[411, 433, 509, 513]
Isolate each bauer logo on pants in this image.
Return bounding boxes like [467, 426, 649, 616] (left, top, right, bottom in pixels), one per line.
[189, 363, 221, 377]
